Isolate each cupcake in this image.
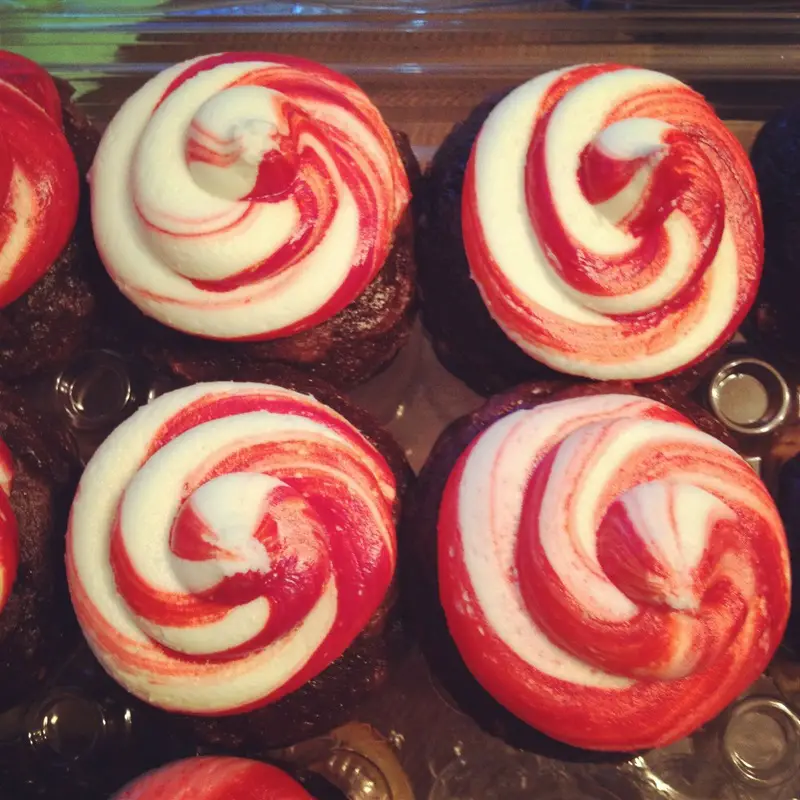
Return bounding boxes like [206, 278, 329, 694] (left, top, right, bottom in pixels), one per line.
[66, 375, 411, 751]
[417, 64, 763, 395]
[405, 380, 789, 752]
[0, 51, 101, 380]
[747, 104, 800, 363]
[114, 757, 312, 799]
[0, 386, 80, 710]
[90, 53, 418, 390]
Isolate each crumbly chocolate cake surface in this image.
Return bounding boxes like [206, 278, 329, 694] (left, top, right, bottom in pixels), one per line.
[123, 132, 421, 391]
[0, 386, 79, 711]
[0, 81, 103, 381]
[402, 380, 734, 759]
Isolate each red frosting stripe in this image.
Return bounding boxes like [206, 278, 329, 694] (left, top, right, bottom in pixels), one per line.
[0, 51, 79, 307]
[67, 382, 396, 715]
[114, 757, 312, 799]
[439, 393, 790, 751]
[462, 65, 762, 380]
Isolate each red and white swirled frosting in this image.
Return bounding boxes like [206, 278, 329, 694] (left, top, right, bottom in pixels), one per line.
[0, 438, 17, 614]
[90, 53, 410, 341]
[439, 393, 790, 751]
[462, 64, 763, 380]
[66, 382, 397, 715]
[114, 757, 312, 800]
[0, 51, 79, 307]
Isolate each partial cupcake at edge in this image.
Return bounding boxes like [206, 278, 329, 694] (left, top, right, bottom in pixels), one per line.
[0, 51, 104, 380]
[112, 757, 314, 799]
[65, 368, 412, 753]
[89, 53, 419, 391]
[746, 102, 800, 365]
[404, 378, 790, 755]
[0, 387, 81, 711]
[416, 63, 763, 396]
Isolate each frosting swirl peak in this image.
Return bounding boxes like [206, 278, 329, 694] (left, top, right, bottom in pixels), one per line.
[439, 393, 789, 751]
[0, 51, 79, 307]
[463, 64, 762, 380]
[90, 53, 410, 340]
[67, 382, 397, 714]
